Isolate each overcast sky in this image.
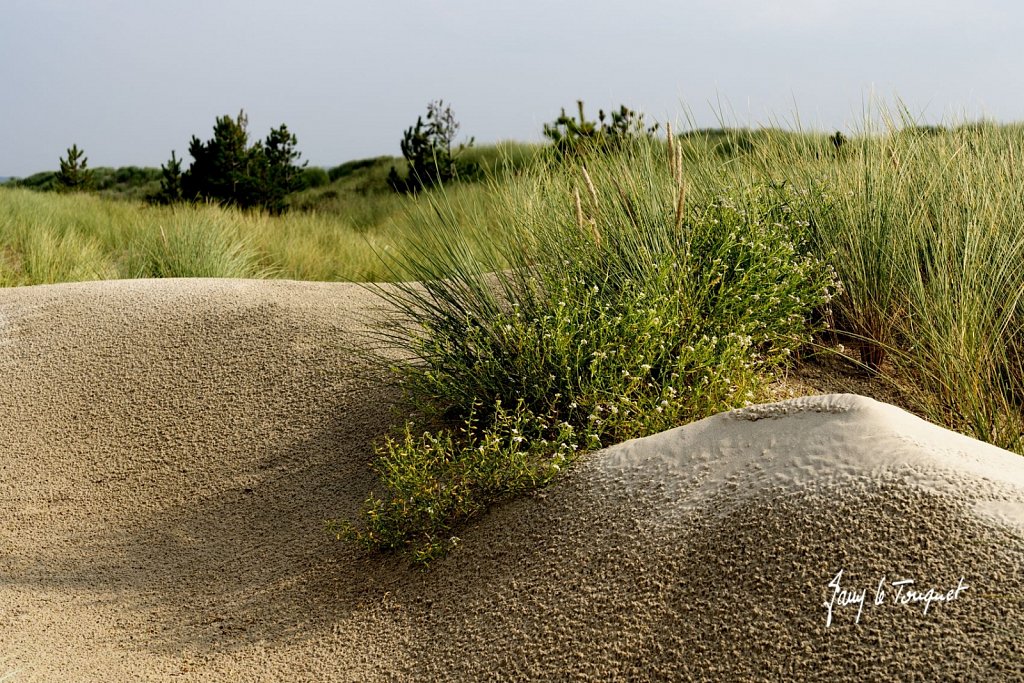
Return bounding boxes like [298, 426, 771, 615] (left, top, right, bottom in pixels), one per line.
[1, 0, 1020, 176]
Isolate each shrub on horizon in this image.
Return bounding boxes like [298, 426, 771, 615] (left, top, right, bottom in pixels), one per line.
[542, 100, 660, 158]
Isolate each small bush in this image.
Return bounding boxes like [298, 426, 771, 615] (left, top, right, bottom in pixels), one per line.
[299, 167, 330, 189]
[543, 100, 659, 158]
[330, 401, 583, 563]
[337, 139, 838, 563]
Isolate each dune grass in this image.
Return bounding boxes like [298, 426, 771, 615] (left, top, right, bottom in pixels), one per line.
[747, 117, 1024, 451]
[0, 180, 510, 284]
[332, 138, 838, 562]
[330, 115, 1024, 563]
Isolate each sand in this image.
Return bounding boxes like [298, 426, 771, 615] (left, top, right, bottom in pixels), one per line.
[0, 278, 1021, 681]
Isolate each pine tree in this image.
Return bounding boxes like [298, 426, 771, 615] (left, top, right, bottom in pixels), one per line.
[182, 110, 254, 205]
[258, 123, 305, 214]
[543, 101, 659, 158]
[55, 144, 94, 192]
[180, 111, 305, 212]
[153, 150, 184, 204]
[390, 100, 476, 194]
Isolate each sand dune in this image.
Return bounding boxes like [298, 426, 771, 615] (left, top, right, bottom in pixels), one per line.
[0, 279, 1021, 681]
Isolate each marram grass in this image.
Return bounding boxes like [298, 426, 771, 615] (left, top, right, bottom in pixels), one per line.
[0, 183, 509, 284]
[333, 138, 838, 562]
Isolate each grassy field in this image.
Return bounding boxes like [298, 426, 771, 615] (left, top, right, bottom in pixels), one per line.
[6, 118, 1024, 560]
[0, 142, 543, 285]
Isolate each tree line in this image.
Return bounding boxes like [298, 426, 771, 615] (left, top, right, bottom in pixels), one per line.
[50, 111, 305, 215]
[44, 99, 664, 211]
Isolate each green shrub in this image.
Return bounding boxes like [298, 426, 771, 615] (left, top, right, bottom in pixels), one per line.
[330, 401, 582, 563]
[299, 167, 330, 189]
[543, 100, 659, 158]
[336, 139, 838, 563]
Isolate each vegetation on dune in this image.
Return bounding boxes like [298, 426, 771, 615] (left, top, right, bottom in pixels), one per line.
[6, 101, 1024, 564]
[773, 117, 1024, 451]
[543, 100, 660, 158]
[13, 164, 163, 201]
[331, 115, 1024, 564]
[331, 137, 838, 562]
[0, 175, 511, 284]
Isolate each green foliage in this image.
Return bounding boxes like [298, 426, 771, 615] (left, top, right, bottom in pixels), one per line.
[153, 151, 184, 205]
[774, 118, 1024, 449]
[257, 123, 305, 214]
[0, 177, 508, 285]
[543, 100, 660, 158]
[830, 130, 848, 152]
[328, 156, 393, 182]
[56, 144, 94, 192]
[182, 110, 253, 204]
[341, 140, 838, 563]
[299, 167, 330, 189]
[330, 403, 581, 563]
[388, 100, 478, 194]
[12, 171, 59, 192]
[182, 110, 306, 213]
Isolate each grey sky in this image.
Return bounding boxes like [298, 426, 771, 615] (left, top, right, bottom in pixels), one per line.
[1, 0, 1019, 176]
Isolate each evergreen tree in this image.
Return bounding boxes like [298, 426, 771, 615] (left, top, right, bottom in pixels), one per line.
[182, 110, 255, 205]
[55, 144, 94, 192]
[153, 150, 184, 204]
[390, 100, 476, 194]
[258, 123, 305, 214]
[543, 101, 659, 158]
[180, 111, 305, 212]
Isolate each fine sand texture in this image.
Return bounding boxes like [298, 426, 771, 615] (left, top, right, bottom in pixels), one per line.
[0, 278, 1022, 681]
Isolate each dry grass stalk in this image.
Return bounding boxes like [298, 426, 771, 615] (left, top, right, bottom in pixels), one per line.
[573, 187, 584, 231]
[581, 165, 598, 207]
[674, 181, 687, 233]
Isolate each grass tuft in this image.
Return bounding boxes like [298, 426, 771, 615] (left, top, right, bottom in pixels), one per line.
[335, 139, 838, 563]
